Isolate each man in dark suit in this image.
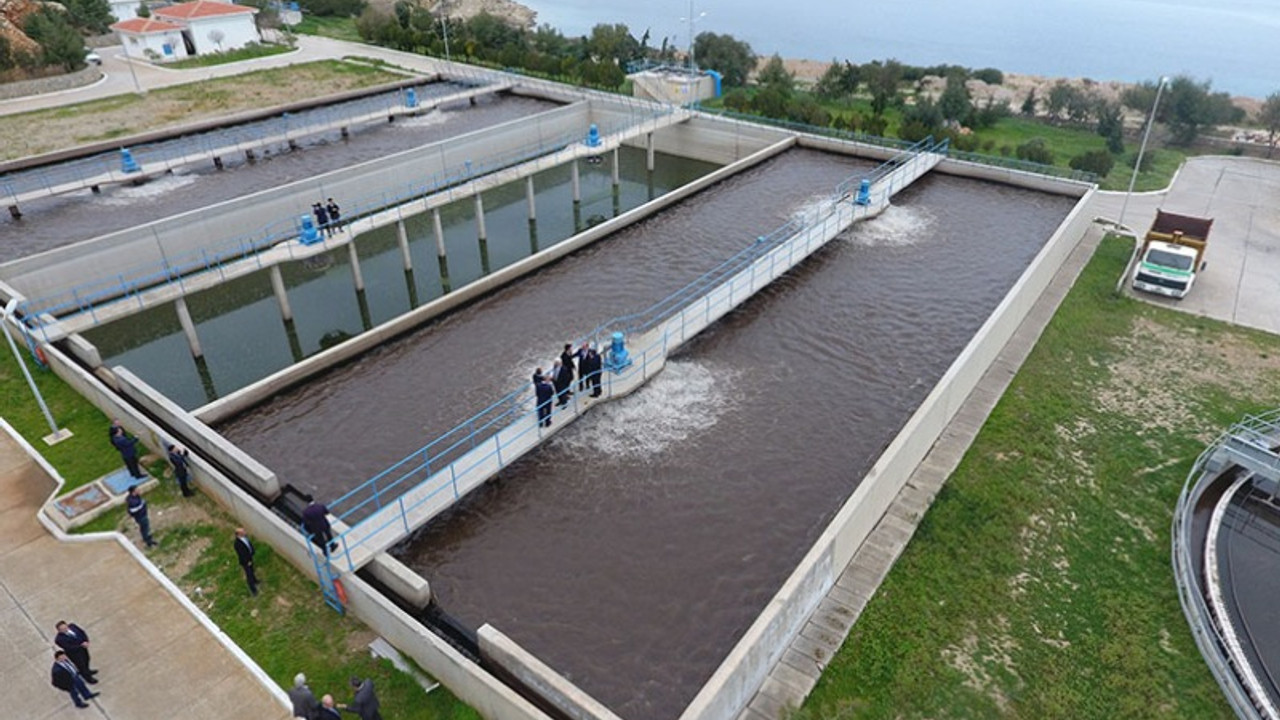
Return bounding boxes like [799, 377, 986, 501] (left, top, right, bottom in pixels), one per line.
[166, 443, 195, 497]
[234, 527, 259, 596]
[126, 485, 156, 548]
[553, 359, 573, 407]
[559, 343, 577, 391]
[317, 694, 342, 719]
[51, 650, 99, 708]
[111, 425, 145, 479]
[534, 373, 554, 427]
[582, 345, 603, 397]
[302, 500, 338, 555]
[54, 621, 97, 683]
[342, 676, 382, 720]
[288, 673, 319, 720]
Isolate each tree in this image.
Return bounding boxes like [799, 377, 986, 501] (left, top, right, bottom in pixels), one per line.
[137, 2, 151, 18]
[750, 85, 789, 119]
[692, 32, 754, 88]
[1020, 88, 1037, 117]
[1015, 137, 1053, 164]
[1124, 75, 1243, 146]
[62, 0, 114, 34]
[1045, 80, 1079, 122]
[814, 59, 858, 101]
[586, 23, 639, 66]
[937, 72, 971, 123]
[756, 53, 793, 94]
[1260, 92, 1280, 158]
[864, 59, 903, 117]
[972, 67, 1003, 85]
[23, 9, 85, 72]
[1095, 100, 1125, 154]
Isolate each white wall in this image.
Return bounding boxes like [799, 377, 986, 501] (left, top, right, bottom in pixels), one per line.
[121, 31, 189, 61]
[188, 15, 259, 55]
[109, 0, 142, 21]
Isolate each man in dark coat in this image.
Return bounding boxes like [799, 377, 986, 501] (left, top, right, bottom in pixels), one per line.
[51, 650, 98, 708]
[583, 345, 603, 397]
[317, 694, 343, 720]
[234, 527, 259, 596]
[326, 198, 342, 235]
[54, 621, 97, 682]
[313, 203, 330, 236]
[126, 485, 156, 548]
[302, 500, 337, 554]
[166, 443, 194, 497]
[343, 676, 382, 720]
[111, 425, 145, 479]
[552, 359, 572, 407]
[534, 373, 554, 427]
[559, 343, 577, 390]
[288, 673, 319, 720]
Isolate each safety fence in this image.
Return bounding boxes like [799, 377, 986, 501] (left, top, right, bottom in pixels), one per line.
[1171, 409, 1280, 720]
[0, 80, 475, 203]
[695, 106, 1097, 184]
[18, 103, 676, 330]
[318, 136, 948, 573]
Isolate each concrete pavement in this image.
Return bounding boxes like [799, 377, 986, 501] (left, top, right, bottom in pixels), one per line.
[0, 422, 293, 720]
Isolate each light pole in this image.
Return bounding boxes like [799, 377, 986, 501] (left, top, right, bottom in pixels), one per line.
[439, 0, 451, 63]
[1118, 76, 1168, 233]
[2, 300, 72, 445]
[680, 1, 706, 71]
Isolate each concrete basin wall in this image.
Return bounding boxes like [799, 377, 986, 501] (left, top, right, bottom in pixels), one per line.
[637, 116, 791, 166]
[680, 179, 1097, 720]
[3, 101, 593, 313]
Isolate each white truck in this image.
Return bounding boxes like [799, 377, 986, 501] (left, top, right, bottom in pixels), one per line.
[1131, 210, 1213, 300]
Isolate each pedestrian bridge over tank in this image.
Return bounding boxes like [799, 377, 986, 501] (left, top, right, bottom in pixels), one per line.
[310, 137, 948, 587]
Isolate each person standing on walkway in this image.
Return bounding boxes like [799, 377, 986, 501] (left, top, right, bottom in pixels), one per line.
[534, 372, 554, 427]
[111, 425, 145, 479]
[341, 676, 382, 720]
[313, 203, 330, 237]
[317, 694, 342, 720]
[51, 650, 99, 709]
[288, 672, 319, 720]
[126, 485, 156, 548]
[53, 621, 97, 683]
[581, 344, 603, 397]
[234, 527, 259, 596]
[560, 343, 578, 391]
[302, 500, 337, 555]
[326, 198, 342, 235]
[166, 443, 195, 498]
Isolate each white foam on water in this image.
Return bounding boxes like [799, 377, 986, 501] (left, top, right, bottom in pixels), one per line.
[553, 359, 740, 462]
[843, 203, 935, 247]
[394, 109, 449, 129]
[98, 171, 200, 205]
[789, 194, 838, 229]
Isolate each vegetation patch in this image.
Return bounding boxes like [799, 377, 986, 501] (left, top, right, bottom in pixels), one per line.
[798, 235, 1280, 719]
[164, 42, 295, 69]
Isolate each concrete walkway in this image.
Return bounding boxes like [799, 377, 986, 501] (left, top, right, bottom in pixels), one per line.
[0, 424, 292, 719]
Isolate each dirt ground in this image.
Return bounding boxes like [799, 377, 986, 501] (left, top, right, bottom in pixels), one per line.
[0, 61, 405, 162]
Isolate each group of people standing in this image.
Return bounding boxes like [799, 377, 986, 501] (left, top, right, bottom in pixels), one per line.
[50, 620, 99, 708]
[289, 673, 382, 720]
[532, 342, 604, 427]
[108, 419, 197, 550]
[312, 198, 344, 237]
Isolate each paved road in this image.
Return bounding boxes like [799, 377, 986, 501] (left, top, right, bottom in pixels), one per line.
[1091, 156, 1280, 336]
[0, 425, 292, 720]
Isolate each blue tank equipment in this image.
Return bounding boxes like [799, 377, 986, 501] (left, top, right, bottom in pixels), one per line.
[605, 331, 632, 372]
[855, 179, 872, 206]
[299, 215, 322, 245]
[586, 124, 601, 148]
[406, 88, 419, 108]
[120, 148, 141, 174]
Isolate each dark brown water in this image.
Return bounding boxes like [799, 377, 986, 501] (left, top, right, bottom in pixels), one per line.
[390, 175, 1076, 718]
[218, 150, 876, 505]
[0, 94, 558, 260]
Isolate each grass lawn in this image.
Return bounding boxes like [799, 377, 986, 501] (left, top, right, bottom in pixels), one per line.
[2, 351, 476, 718]
[799, 234, 1280, 718]
[165, 42, 295, 69]
[1, 349, 118, 491]
[294, 15, 362, 43]
[0, 60, 406, 161]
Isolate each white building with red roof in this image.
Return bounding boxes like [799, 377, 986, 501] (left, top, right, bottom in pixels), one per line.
[109, 17, 191, 62]
[112, 1, 260, 62]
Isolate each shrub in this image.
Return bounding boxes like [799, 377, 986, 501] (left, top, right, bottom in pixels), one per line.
[1069, 149, 1115, 177]
[1015, 137, 1053, 164]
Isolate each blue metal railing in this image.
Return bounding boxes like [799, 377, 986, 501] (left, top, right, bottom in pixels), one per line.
[322, 136, 948, 558]
[19, 106, 674, 330]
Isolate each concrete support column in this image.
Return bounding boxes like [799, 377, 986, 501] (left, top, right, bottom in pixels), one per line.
[269, 265, 292, 322]
[571, 162, 581, 204]
[433, 208, 451, 293]
[646, 132, 655, 171]
[526, 176, 537, 221]
[611, 147, 620, 187]
[348, 242, 365, 292]
[174, 297, 203, 359]
[474, 194, 488, 242]
[396, 220, 413, 272]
